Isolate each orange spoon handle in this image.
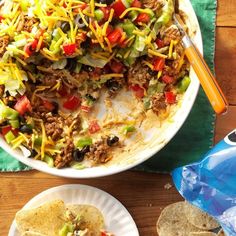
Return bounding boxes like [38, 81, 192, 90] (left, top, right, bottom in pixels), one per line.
[183, 36, 228, 114]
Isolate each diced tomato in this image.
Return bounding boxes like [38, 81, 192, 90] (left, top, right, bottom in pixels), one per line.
[63, 95, 81, 110]
[81, 105, 90, 113]
[110, 60, 124, 73]
[63, 43, 77, 56]
[162, 75, 174, 84]
[24, 39, 38, 57]
[35, 29, 45, 39]
[130, 84, 145, 98]
[165, 91, 176, 104]
[101, 7, 110, 21]
[106, 25, 113, 36]
[107, 28, 123, 45]
[111, 0, 126, 17]
[0, 16, 5, 22]
[156, 38, 165, 48]
[89, 120, 101, 134]
[131, 0, 142, 8]
[75, 3, 87, 11]
[42, 100, 55, 111]
[58, 87, 68, 97]
[14, 96, 32, 115]
[135, 13, 150, 23]
[1, 126, 18, 136]
[153, 57, 165, 71]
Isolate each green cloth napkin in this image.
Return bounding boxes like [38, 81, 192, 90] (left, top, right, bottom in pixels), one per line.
[0, 0, 216, 172]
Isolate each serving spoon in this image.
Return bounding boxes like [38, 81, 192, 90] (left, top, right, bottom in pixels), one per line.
[173, 0, 228, 114]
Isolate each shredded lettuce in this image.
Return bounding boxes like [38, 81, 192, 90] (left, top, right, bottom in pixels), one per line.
[78, 54, 108, 68]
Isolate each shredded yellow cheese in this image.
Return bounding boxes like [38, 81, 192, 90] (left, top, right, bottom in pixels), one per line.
[148, 49, 168, 58]
[100, 74, 123, 79]
[143, 60, 154, 70]
[120, 7, 151, 19]
[157, 70, 163, 79]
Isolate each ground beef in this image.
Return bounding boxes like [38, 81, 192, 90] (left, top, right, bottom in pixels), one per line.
[17, 14, 38, 32]
[161, 25, 181, 45]
[0, 35, 9, 56]
[54, 139, 74, 168]
[85, 138, 112, 164]
[31, 111, 64, 140]
[128, 62, 153, 85]
[151, 94, 167, 115]
[44, 113, 64, 140]
[143, 0, 164, 11]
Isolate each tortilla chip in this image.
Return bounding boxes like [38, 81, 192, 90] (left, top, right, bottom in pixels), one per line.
[66, 204, 104, 236]
[217, 230, 225, 236]
[184, 202, 220, 230]
[190, 232, 217, 236]
[156, 201, 201, 236]
[15, 200, 66, 236]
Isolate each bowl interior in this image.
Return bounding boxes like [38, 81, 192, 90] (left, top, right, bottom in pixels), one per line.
[0, 0, 202, 178]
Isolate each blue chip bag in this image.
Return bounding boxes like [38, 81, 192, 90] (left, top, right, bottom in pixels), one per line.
[172, 129, 236, 236]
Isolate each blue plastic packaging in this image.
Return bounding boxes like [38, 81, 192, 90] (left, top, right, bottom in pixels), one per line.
[172, 129, 236, 236]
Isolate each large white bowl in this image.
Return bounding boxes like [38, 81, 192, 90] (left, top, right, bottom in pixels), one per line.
[0, 0, 202, 178]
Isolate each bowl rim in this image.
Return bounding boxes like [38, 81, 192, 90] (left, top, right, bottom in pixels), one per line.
[0, 0, 202, 178]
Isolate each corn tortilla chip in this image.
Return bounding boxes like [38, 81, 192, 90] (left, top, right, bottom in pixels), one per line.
[156, 201, 201, 236]
[184, 202, 219, 230]
[190, 232, 217, 236]
[66, 204, 105, 236]
[15, 200, 66, 236]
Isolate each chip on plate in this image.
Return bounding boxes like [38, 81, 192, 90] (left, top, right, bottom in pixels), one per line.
[184, 202, 220, 230]
[15, 200, 66, 236]
[66, 204, 105, 235]
[156, 201, 201, 236]
[217, 230, 225, 236]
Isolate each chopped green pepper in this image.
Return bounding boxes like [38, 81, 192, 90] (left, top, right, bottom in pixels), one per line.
[76, 137, 92, 148]
[94, 9, 104, 22]
[5, 131, 15, 144]
[122, 125, 136, 135]
[34, 137, 42, 146]
[178, 76, 191, 93]
[121, 20, 136, 36]
[9, 119, 20, 129]
[0, 104, 19, 120]
[59, 223, 74, 236]
[43, 155, 54, 167]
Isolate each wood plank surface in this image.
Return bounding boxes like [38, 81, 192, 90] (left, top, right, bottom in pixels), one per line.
[1, 0, 236, 235]
[217, 0, 236, 27]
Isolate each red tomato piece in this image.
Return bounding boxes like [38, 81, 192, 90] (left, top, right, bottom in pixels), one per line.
[110, 60, 124, 73]
[14, 96, 32, 115]
[135, 13, 150, 23]
[42, 100, 55, 111]
[107, 28, 123, 45]
[153, 57, 165, 71]
[1, 126, 18, 136]
[81, 105, 90, 113]
[131, 0, 142, 8]
[24, 39, 38, 57]
[63, 43, 77, 56]
[106, 25, 113, 36]
[0, 16, 5, 22]
[89, 120, 101, 134]
[162, 75, 174, 84]
[63, 95, 81, 110]
[155, 38, 165, 48]
[165, 91, 176, 104]
[130, 84, 145, 98]
[101, 7, 111, 21]
[111, 0, 126, 17]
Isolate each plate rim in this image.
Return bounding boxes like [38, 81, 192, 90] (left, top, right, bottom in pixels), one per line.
[8, 184, 139, 236]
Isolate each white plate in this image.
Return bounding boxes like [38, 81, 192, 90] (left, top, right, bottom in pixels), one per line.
[0, 0, 202, 178]
[8, 184, 139, 236]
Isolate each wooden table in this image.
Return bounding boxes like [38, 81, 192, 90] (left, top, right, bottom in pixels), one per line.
[1, 1, 235, 235]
